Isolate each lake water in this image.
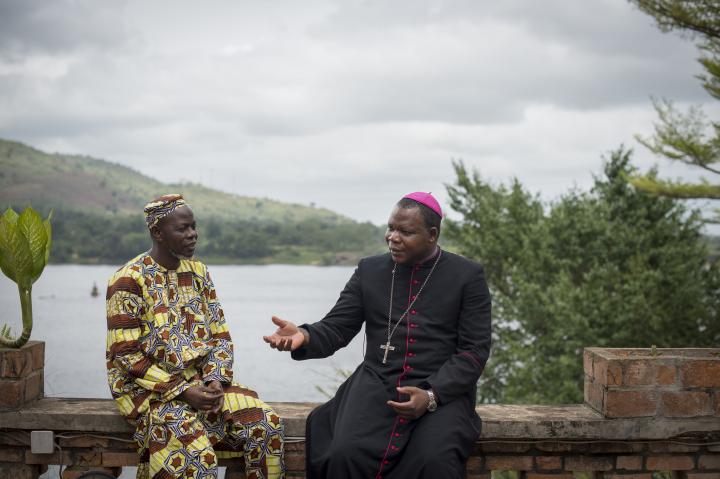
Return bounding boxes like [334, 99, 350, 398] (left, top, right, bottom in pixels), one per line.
[0, 264, 365, 402]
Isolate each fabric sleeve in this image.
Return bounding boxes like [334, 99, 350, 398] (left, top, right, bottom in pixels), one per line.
[291, 263, 365, 360]
[199, 270, 234, 384]
[106, 275, 191, 403]
[425, 265, 492, 404]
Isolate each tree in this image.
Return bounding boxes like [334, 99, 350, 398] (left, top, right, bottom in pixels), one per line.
[446, 149, 720, 404]
[628, 1, 720, 220]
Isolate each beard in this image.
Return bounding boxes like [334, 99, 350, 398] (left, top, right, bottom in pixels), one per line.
[169, 245, 193, 260]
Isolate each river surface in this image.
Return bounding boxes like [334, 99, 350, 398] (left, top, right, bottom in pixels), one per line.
[0, 264, 365, 402]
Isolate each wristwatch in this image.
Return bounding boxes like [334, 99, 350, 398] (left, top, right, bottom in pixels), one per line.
[426, 389, 438, 412]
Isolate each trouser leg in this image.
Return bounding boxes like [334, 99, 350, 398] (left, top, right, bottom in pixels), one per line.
[219, 384, 285, 479]
[141, 401, 219, 479]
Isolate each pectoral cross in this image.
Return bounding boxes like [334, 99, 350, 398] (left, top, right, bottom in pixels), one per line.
[380, 341, 395, 364]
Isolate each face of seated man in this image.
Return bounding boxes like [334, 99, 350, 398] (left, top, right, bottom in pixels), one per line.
[385, 205, 439, 265]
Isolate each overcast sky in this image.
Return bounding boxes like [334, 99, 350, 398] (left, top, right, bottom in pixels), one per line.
[0, 0, 716, 224]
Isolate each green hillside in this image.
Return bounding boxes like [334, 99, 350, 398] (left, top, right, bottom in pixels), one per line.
[0, 139, 385, 265]
[0, 138, 347, 223]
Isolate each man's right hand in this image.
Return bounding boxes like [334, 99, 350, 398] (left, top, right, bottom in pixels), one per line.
[179, 384, 224, 412]
[263, 316, 307, 351]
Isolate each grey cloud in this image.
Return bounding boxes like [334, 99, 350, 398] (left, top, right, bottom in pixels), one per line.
[0, 0, 129, 59]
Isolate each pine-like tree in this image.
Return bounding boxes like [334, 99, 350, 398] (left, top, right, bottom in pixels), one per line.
[628, 1, 720, 219]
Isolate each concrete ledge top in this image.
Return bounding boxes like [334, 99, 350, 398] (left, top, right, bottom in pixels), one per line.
[1, 398, 719, 441]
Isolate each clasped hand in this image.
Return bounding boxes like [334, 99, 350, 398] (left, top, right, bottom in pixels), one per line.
[387, 386, 430, 420]
[180, 380, 224, 414]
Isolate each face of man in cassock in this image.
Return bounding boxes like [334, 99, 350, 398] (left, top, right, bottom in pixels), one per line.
[385, 205, 438, 265]
[154, 206, 198, 259]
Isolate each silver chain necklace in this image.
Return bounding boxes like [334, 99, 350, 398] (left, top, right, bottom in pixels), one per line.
[380, 249, 442, 365]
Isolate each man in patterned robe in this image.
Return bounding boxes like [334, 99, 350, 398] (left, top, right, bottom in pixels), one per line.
[264, 192, 492, 478]
[106, 194, 284, 479]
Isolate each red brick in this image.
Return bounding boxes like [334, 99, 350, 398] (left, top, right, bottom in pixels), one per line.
[524, 474, 574, 479]
[0, 348, 32, 378]
[646, 455, 695, 470]
[535, 456, 562, 470]
[23, 370, 43, 402]
[0, 446, 24, 462]
[616, 455, 643, 470]
[476, 442, 532, 453]
[648, 442, 700, 453]
[657, 364, 677, 385]
[466, 456, 483, 472]
[587, 442, 645, 453]
[564, 455, 614, 471]
[101, 451, 138, 467]
[58, 436, 111, 448]
[584, 379, 604, 412]
[284, 453, 305, 471]
[623, 360, 655, 386]
[698, 455, 720, 470]
[25, 449, 70, 465]
[29, 341, 45, 371]
[62, 466, 120, 479]
[594, 355, 622, 387]
[26, 449, 98, 467]
[661, 391, 713, 417]
[605, 475, 653, 479]
[681, 360, 720, 388]
[535, 442, 576, 453]
[0, 463, 41, 479]
[605, 390, 657, 417]
[284, 442, 305, 452]
[484, 455, 534, 470]
[0, 378, 25, 408]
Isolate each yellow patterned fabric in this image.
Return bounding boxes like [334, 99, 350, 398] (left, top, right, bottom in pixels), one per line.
[106, 253, 285, 478]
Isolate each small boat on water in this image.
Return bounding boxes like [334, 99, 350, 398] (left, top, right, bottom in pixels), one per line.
[91, 282, 99, 297]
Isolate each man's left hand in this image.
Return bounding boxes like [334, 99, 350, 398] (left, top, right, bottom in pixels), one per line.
[206, 380, 225, 414]
[386, 386, 430, 419]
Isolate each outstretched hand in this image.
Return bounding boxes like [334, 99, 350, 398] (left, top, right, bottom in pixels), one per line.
[387, 386, 430, 420]
[263, 316, 307, 352]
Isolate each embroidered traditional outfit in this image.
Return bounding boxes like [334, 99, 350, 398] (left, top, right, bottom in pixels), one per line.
[292, 248, 492, 478]
[106, 195, 284, 479]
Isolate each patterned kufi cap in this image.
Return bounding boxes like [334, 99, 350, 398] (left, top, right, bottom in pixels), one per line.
[143, 194, 189, 229]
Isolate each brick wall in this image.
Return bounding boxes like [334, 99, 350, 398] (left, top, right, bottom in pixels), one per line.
[0, 346, 718, 478]
[584, 348, 720, 419]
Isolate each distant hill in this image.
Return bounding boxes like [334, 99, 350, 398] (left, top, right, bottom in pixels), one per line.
[0, 139, 384, 265]
[0, 138, 348, 223]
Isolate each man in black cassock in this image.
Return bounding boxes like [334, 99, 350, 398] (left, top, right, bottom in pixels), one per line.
[263, 192, 492, 479]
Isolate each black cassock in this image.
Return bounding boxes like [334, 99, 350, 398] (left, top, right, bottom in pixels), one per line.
[292, 249, 492, 479]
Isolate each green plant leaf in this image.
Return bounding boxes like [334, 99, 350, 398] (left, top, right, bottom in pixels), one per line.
[18, 207, 47, 283]
[8, 224, 33, 288]
[43, 216, 52, 265]
[0, 213, 17, 282]
[2, 208, 19, 225]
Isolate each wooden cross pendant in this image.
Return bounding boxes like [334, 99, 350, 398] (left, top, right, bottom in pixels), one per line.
[380, 341, 395, 364]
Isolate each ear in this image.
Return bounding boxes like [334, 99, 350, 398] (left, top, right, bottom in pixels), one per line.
[150, 225, 163, 242]
[428, 226, 439, 243]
